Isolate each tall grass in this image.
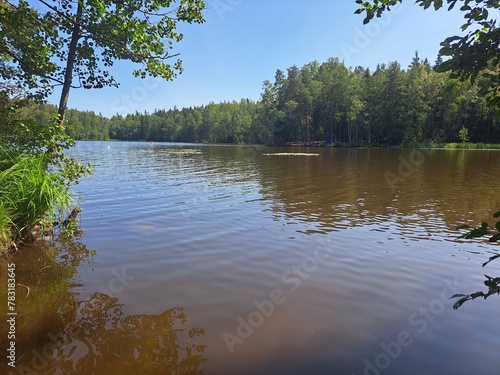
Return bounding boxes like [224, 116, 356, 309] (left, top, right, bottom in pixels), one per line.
[0, 202, 10, 246]
[0, 144, 72, 247]
[403, 142, 500, 149]
[444, 142, 500, 149]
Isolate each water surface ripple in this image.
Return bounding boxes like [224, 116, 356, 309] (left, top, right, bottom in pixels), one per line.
[11, 142, 500, 375]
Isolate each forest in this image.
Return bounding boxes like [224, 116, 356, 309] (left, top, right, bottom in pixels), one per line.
[28, 54, 500, 146]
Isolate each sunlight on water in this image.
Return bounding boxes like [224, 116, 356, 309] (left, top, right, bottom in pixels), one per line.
[1, 142, 499, 375]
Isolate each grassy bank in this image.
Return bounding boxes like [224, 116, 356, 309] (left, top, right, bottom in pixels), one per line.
[402, 142, 500, 149]
[442, 142, 500, 149]
[280, 141, 500, 149]
[0, 144, 72, 251]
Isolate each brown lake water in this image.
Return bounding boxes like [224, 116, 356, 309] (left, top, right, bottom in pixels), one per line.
[1, 142, 500, 375]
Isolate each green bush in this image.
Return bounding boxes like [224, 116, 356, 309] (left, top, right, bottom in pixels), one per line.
[0, 145, 72, 245]
[0, 106, 94, 250]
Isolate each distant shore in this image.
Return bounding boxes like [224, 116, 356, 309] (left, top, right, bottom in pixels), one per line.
[78, 139, 500, 150]
[283, 141, 500, 149]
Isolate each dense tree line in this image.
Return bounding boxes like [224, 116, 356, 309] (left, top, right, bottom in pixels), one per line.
[16, 103, 110, 141]
[108, 99, 257, 143]
[31, 54, 500, 146]
[257, 54, 499, 146]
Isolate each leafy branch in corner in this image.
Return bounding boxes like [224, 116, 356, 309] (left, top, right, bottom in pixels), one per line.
[451, 210, 500, 309]
[355, 0, 500, 116]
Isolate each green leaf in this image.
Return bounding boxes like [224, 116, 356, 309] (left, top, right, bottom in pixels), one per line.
[493, 211, 500, 218]
[439, 47, 454, 55]
[470, 291, 486, 299]
[435, 60, 453, 72]
[442, 36, 462, 43]
[453, 297, 468, 309]
[484, 278, 499, 289]
[483, 254, 500, 267]
[462, 223, 490, 239]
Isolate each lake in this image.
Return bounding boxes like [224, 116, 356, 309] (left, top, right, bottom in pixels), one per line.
[2, 141, 500, 375]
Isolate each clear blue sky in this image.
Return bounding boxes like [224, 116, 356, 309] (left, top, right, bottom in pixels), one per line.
[52, 0, 469, 118]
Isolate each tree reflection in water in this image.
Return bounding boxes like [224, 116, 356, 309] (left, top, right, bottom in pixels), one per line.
[0, 233, 210, 375]
[18, 292, 209, 375]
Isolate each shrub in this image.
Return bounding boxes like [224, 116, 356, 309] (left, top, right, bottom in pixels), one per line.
[0, 144, 72, 245]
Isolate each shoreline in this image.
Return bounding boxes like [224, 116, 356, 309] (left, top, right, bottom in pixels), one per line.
[88, 139, 500, 150]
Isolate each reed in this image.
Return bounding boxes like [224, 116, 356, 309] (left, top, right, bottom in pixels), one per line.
[0, 144, 72, 247]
